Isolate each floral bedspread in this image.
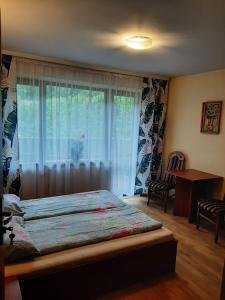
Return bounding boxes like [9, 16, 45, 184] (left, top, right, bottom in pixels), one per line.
[25, 205, 162, 255]
[21, 190, 126, 220]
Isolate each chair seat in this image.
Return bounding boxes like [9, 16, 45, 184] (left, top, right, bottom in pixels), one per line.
[148, 180, 169, 192]
[198, 199, 225, 215]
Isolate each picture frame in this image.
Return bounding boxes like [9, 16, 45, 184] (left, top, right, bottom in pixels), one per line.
[200, 101, 222, 134]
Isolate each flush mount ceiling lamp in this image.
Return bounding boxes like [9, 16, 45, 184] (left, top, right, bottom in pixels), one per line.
[125, 35, 152, 50]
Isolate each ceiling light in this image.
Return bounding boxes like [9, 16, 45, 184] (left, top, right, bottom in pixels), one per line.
[125, 35, 152, 50]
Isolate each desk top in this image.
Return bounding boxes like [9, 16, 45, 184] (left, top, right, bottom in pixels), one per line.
[169, 169, 223, 182]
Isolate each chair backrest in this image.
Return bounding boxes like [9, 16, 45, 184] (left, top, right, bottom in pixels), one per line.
[163, 151, 185, 187]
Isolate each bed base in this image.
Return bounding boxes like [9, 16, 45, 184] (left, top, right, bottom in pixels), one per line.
[19, 239, 177, 300]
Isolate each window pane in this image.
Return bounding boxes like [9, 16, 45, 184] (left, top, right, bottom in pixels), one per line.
[17, 84, 40, 164]
[45, 85, 105, 164]
[111, 93, 136, 194]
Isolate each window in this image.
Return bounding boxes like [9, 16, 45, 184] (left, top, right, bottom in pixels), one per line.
[18, 82, 137, 166]
[16, 60, 141, 195]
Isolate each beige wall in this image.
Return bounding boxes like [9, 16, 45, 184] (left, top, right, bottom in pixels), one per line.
[164, 69, 225, 199]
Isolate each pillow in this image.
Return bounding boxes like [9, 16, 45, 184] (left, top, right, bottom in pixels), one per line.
[12, 215, 25, 227]
[3, 216, 40, 263]
[3, 193, 20, 202]
[3, 194, 24, 217]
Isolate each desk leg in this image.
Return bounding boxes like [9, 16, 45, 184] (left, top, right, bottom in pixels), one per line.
[174, 179, 206, 223]
[188, 182, 201, 223]
[173, 177, 192, 219]
[174, 178, 222, 223]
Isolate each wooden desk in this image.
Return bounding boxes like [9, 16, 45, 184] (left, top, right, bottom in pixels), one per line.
[170, 169, 223, 223]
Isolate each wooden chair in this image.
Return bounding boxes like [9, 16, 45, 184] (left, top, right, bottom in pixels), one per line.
[147, 151, 185, 212]
[196, 194, 225, 243]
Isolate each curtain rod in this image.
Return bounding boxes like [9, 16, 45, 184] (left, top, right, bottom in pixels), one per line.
[2, 49, 169, 81]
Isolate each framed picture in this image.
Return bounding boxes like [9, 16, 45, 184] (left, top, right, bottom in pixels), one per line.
[200, 101, 222, 134]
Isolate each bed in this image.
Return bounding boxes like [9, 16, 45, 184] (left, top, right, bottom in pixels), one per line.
[4, 190, 177, 299]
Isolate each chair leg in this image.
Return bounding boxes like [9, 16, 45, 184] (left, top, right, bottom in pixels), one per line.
[147, 190, 150, 206]
[163, 191, 168, 213]
[215, 214, 223, 243]
[215, 216, 219, 243]
[196, 206, 201, 230]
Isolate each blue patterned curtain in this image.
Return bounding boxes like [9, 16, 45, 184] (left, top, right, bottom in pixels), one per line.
[1, 55, 21, 195]
[135, 78, 168, 194]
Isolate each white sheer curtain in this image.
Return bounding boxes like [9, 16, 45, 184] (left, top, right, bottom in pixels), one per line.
[16, 58, 142, 199]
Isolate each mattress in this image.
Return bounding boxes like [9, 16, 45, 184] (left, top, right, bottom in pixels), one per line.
[25, 205, 162, 255]
[21, 190, 126, 221]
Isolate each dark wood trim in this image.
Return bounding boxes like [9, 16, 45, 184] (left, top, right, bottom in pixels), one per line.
[0, 252, 4, 300]
[19, 239, 177, 300]
[221, 259, 225, 300]
[5, 277, 22, 300]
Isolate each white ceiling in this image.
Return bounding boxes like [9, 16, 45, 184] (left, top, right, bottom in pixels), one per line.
[1, 0, 225, 77]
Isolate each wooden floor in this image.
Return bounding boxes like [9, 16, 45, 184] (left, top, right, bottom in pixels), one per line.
[97, 195, 225, 300]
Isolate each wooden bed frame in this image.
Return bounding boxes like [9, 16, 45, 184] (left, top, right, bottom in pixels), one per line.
[5, 228, 177, 299]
